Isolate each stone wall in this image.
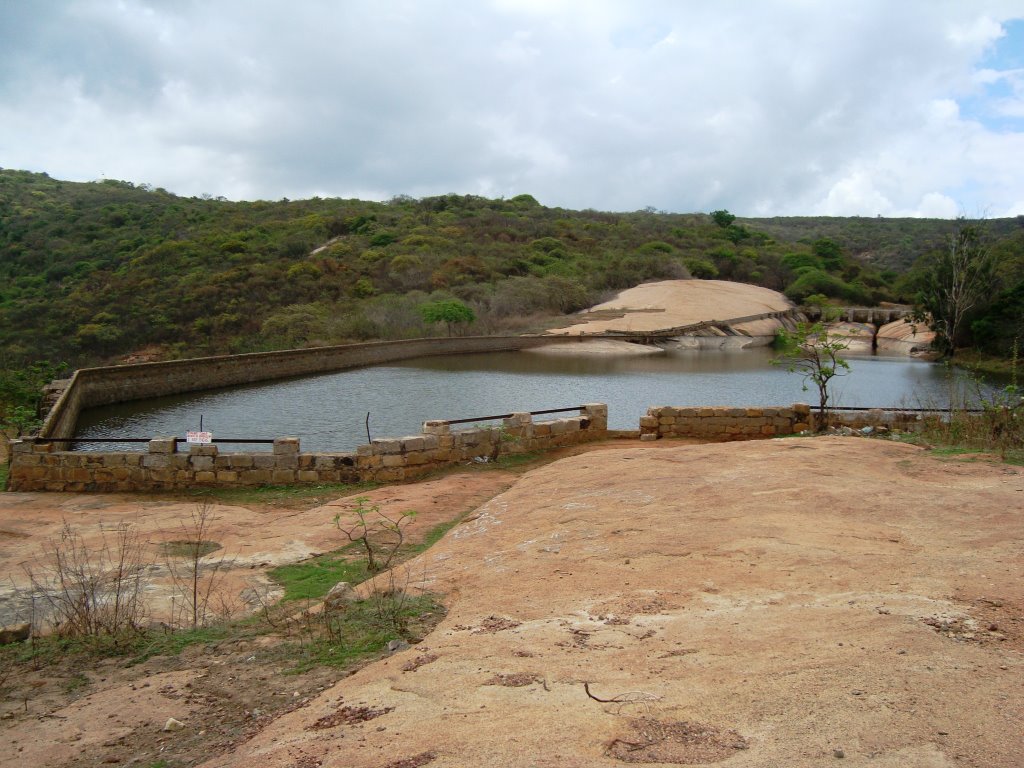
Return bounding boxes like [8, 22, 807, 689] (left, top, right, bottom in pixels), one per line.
[640, 404, 929, 441]
[639, 404, 813, 440]
[8, 405, 608, 492]
[40, 335, 569, 441]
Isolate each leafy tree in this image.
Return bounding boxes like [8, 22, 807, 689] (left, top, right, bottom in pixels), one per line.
[912, 221, 998, 356]
[773, 322, 850, 431]
[710, 210, 736, 228]
[0, 359, 67, 436]
[419, 299, 475, 336]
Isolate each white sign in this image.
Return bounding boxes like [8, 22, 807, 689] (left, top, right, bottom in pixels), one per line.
[186, 431, 213, 444]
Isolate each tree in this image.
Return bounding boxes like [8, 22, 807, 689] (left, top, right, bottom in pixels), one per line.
[912, 220, 998, 357]
[419, 299, 475, 336]
[710, 209, 736, 228]
[773, 322, 850, 432]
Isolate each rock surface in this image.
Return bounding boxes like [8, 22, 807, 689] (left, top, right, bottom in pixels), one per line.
[202, 438, 1024, 768]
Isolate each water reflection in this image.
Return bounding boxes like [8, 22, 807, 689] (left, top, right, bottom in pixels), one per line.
[74, 348, 979, 453]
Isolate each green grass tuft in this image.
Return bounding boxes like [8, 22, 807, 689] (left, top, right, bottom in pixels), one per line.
[268, 552, 369, 602]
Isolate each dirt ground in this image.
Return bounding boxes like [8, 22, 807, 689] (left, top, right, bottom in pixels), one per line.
[548, 280, 793, 335]
[2, 437, 1023, 767]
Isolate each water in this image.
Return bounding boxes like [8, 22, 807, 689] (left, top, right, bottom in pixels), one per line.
[73, 348, 982, 452]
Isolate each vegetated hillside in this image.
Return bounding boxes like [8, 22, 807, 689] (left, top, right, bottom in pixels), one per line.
[741, 215, 1023, 273]
[1, 168, 1020, 369]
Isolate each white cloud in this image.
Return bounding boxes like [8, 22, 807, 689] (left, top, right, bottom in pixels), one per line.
[0, 0, 1022, 217]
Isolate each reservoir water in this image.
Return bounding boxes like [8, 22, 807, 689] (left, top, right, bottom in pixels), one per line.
[73, 348, 982, 453]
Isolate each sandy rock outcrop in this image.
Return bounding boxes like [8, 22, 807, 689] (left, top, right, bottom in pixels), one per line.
[549, 279, 793, 336]
[204, 438, 1024, 768]
[876, 318, 937, 358]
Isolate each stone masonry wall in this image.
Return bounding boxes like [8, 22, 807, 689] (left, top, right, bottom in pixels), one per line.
[640, 404, 813, 440]
[640, 404, 929, 441]
[8, 405, 608, 492]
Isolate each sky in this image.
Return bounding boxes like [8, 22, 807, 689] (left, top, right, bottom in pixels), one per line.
[2, 0, 1024, 217]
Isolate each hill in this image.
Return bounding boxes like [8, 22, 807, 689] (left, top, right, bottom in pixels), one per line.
[1, 169, 1021, 370]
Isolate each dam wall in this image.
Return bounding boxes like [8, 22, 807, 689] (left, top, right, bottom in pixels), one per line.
[9, 405, 608, 492]
[39, 336, 568, 442]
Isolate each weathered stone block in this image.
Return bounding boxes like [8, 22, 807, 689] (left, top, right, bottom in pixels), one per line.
[214, 456, 232, 468]
[191, 456, 214, 471]
[658, 416, 676, 426]
[195, 471, 216, 483]
[148, 437, 177, 454]
[761, 425, 776, 435]
[793, 403, 811, 416]
[421, 434, 439, 450]
[372, 439, 402, 455]
[143, 454, 170, 469]
[253, 454, 276, 470]
[216, 470, 239, 482]
[273, 437, 300, 455]
[275, 456, 298, 471]
[792, 422, 809, 433]
[297, 470, 319, 482]
[640, 433, 659, 441]
[272, 469, 296, 483]
[229, 455, 254, 469]
[249, 469, 273, 483]
[422, 420, 450, 435]
[401, 436, 426, 452]
[382, 454, 405, 468]
[356, 443, 374, 457]
[190, 444, 218, 457]
[745, 408, 764, 417]
[298, 455, 316, 470]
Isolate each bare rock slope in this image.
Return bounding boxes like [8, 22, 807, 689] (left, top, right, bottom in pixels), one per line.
[208, 438, 1024, 768]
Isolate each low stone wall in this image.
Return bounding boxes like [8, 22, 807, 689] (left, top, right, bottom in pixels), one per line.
[640, 404, 813, 440]
[640, 404, 931, 441]
[8, 405, 608, 492]
[40, 335, 568, 442]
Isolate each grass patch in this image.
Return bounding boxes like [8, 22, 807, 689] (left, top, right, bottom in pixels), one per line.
[0, 463, 7, 490]
[268, 552, 369, 602]
[282, 593, 444, 674]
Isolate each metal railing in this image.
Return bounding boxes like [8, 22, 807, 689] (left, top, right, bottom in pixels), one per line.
[441, 405, 591, 426]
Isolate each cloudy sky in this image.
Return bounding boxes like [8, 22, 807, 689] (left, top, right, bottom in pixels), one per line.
[2, 1, 1023, 217]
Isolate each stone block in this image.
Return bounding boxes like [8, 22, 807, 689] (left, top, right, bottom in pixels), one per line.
[382, 454, 405, 468]
[640, 433, 659, 441]
[658, 416, 676, 426]
[275, 455, 299, 470]
[793, 403, 811, 416]
[639, 416, 659, 429]
[216, 470, 239, 482]
[698, 408, 715, 418]
[273, 437, 300, 455]
[298, 455, 316, 470]
[761, 425, 777, 435]
[401, 436, 426, 452]
[676, 408, 697, 418]
[191, 456, 214, 471]
[297, 470, 319, 482]
[317, 470, 341, 483]
[272, 469, 296, 483]
[356, 443, 374, 457]
[148, 437, 177, 454]
[31, 442, 55, 453]
[422, 420, 450, 435]
[249, 469, 273, 484]
[792, 422, 809, 433]
[745, 408, 764, 417]
[372, 439, 402, 455]
[190, 444, 218, 457]
[143, 454, 170, 469]
[10, 440, 33, 454]
[229, 455, 254, 469]
[421, 434, 439, 450]
[778, 409, 796, 419]
[195, 471, 216, 483]
[253, 454, 276, 469]
[214, 456, 231, 468]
